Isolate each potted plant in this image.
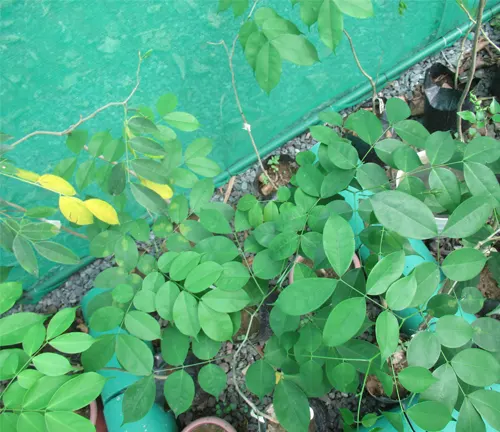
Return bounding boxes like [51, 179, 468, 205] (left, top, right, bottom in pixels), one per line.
[0, 303, 106, 431]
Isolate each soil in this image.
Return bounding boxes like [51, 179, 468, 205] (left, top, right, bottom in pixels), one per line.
[190, 425, 226, 432]
[478, 267, 500, 300]
[256, 155, 298, 197]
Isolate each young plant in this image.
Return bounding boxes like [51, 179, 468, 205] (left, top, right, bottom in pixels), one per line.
[0, 304, 104, 431]
[81, 98, 499, 431]
[268, 155, 280, 173]
[458, 94, 500, 137]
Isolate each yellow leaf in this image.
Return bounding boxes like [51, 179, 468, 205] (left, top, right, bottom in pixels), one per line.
[275, 372, 283, 385]
[16, 168, 40, 182]
[59, 196, 94, 225]
[140, 177, 173, 200]
[84, 199, 119, 225]
[38, 174, 76, 196]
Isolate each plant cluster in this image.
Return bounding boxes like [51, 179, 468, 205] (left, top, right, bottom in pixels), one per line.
[1, 1, 500, 432]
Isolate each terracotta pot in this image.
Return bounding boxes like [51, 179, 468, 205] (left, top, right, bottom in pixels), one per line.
[181, 417, 236, 432]
[289, 253, 361, 285]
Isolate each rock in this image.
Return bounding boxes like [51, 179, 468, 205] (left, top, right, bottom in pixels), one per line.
[208, 396, 216, 408]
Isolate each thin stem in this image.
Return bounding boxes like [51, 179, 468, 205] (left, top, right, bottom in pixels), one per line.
[458, 0, 500, 53]
[457, 0, 486, 141]
[9, 52, 143, 149]
[390, 358, 416, 432]
[356, 360, 373, 429]
[208, 38, 278, 190]
[455, 26, 473, 89]
[343, 30, 378, 114]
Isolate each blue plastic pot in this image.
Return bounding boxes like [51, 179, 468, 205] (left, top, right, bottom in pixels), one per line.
[81, 288, 177, 432]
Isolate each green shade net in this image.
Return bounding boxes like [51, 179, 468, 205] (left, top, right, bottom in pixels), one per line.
[0, 0, 497, 300]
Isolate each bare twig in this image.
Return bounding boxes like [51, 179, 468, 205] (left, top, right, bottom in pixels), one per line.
[455, 25, 473, 89]
[208, 38, 278, 190]
[343, 30, 378, 114]
[457, 0, 486, 141]
[10, 52, 143, 149]
[458, 0, 500, 53]
[223, 176, 236, 203]
[0, 199, 88, 239]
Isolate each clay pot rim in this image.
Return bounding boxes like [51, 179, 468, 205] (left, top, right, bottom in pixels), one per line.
[89, 400, 98, 426]
[181, 416, 237, 432]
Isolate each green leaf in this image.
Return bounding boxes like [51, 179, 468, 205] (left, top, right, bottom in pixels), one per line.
[45, 411, 95, 432]
[47, 372, 105, 411]
[310, 125, 340, 145]
[277, 278, 337, 316]
[399, 366, 438, 393]
[420, 363, 458, 413]
[407, 331, 440, 368]
[202, 288, 250, 313]
[469, 389, 500, 431]
[375, 311, 399, 365]
[170, 167, 198, 188]
[375, 139, 408, 168]
[407, 401, 451, 431]
[34, 241, 79, 265]
[356, 163, 390, 192]
[269, 232, 299, 261]
[366, 251, 405, 295]
[327, 362, 357, 393]
[464, 136, 500, 164]
[133, 290, 156, 313]
[457, 399, 486, 432]
[88, 131, 112, 157]
[262, 17, 300, 40]
[385, 98, 411, 124]
[245, 360, 275, 398]
[186, 157, 221, 177]
[442, 197, 492, 238]
[49, 332, 94, 354]
[75, 160, 95, 191]
[436, 315, 472, 348]
[161, 326, 189, 366]
[248, 202, 263, 228]
[256, 42, 281, 94]
[33, 353, 73, 376]
[125, 311, 161, 341]
[370, 190, 437, 239]
[116, 334, 153, 376]
[198, 364, 226, 397]
[270, 305, 300, 337]
[155, 282, 179, 321]
[164, 111, 200, 131]
[232, 0, 249, 17]
[464, 161, 500, 206]
[460, 286, 485, 314]
[0, 281, 22, 314]
[81, 335, 114, 372]
[13, 235, 38, 276]
[427, 293, 458, 318]
[425, 131, 456, 165]
[195, 236, 239, 264]
[168, 196, 188, 225]
[244, 31, 267, 70]
[318, 110, 343, 126]
[47, 307, 76, 340]
[170, 251, 201, 281]
[472, 317, 500, 352]
[442, 248, 486, 281]
[410, 262, 440, 307]
[252, 249, 285, 279]
[397, 175, 426, 200]
[114, 235, 139, 271]
[132, 159, 169, 184]
[0, 312, 46, 346]
[393, 146, 422, 172]
[22, 324, 45, 356]
[122, 375, 155, 425]
[327, 139, 358, 169]
[198, 302, 233, 341]
[173, 291, 200, 337]
[296, 164, 324, 197]
[333, 0, 374, 18]
[216, 261, 250, 291]
[274, 380, 310, 432]
[21, 222, 59, 241]
[451, 348, 500, 387]
[271, 34, 319, 66]
[17, 412, 45, 432]
[163, 370, 195, 416]
[190, 178, 214, 213]
[323, 297, 366, 346]
[128, 116, 157, 134]
[192, 332, 221, 360]
[458, 110, 476, 123]
[386, 274, 417, 310]
[184, 261, 223, 293]
[23, 375, 72, 409]
[318, 0, 343, 51]
[240, 20, 259, 48]
[393, 119, 430, 147]
[200, 208, 232, 234]
[345, 110, 383, 145]
[130, 137, 165, 157]
[130, 183, 169, 215]
[66, 130, 88, 153]
[429, 167, 460, 213]
[323, 213, 355, 276]
[90, 230, 121, 257]
[156, 93, 178, 116]
[321, 166, 355, 198]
